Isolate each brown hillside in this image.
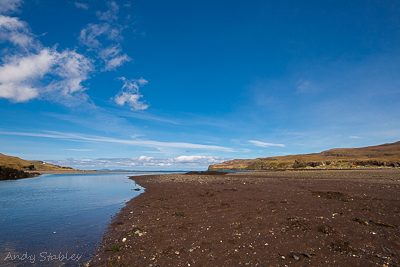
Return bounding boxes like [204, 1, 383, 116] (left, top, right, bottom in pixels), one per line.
[209, 141, 400, 171]
[0, 153, 74, 171]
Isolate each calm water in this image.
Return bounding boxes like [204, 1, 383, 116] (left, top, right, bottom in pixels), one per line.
[0, 173, 149, 266]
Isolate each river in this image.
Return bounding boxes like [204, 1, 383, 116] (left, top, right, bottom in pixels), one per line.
[0, 172, 152, 266]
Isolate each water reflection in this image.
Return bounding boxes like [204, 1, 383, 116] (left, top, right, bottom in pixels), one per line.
[0, 173, 146, 266]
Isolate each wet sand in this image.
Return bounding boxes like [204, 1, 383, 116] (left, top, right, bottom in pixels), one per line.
[88, 170, 400, 266]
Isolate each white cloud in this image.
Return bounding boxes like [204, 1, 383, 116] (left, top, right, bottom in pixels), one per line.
[249, 140, 285, 147]
[114, 92, 148, 110]
[0, 47, 93, 102]
[0, 0, 22, 14]
[96, 1, 119, 22]
[0, 49, 55, 82]
[174, 155, 221, 163]
[0, 15, 35, 48]
[0, 83, 38, 102]
[0, 48, 55, 102]
[46, 155, 229, 169]
[114, 77, 149, 110]
[74, 2, 89, 10]
[349, 136, 360, 139]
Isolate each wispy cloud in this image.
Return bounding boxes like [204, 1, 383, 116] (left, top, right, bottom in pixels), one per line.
[296, 79, 312, 93]
[78, 23, 122, 48]
[78, 22, 130, 72]
[114, 109, 180, 125]
[0, 0, 22, 14]
[105, 53, 130, 71]
[63, 149, 94, 151]
[47, 155, 229, 169]
[248, 140, 285, 148]
[0, 131, 235, 152]
[47, 49, 93, 95]
[42, 102, 140, 135]
[96, 1, 119, 22]
[349, 136, 360, 139]
[0, 15, 35, 48]
[78, 2, 132, 74]
[74, 2, 89, 10]
[98, 45, 131, 71]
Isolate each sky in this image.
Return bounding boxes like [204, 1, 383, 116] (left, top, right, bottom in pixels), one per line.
[0, 0, 399, 170]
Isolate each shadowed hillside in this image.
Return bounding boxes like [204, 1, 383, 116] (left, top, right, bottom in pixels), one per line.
[208, 141, 400, 171]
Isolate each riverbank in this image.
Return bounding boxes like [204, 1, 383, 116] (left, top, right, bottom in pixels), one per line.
[0, 166, 39, 180]
[26, 170, 167, 175]
[88, 170, 400, 266]
[0, 169, 150, 180]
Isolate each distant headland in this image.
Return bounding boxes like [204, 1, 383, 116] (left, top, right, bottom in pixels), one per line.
[0, 152, 77, 180]
[208, 141, 400, 171]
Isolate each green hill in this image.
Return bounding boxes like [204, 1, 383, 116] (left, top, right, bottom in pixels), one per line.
[208, 141, 400, 171]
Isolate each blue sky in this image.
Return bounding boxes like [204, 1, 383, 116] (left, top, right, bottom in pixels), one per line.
[1, 0, 399, 170]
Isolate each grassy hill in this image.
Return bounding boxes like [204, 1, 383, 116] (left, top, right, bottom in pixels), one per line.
[208, 141, 400, 171]
[0, 153, 74, 171]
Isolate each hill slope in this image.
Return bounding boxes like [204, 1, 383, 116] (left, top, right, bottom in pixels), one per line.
[208, 141, 400, 171]
[0, 153, 74, 171]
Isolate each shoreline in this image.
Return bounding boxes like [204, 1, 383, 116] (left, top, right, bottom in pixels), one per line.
[88, 169, 400, 266]
[27, 170, 171, 174]
[0, 170, 163, 181]
[29, 168, 400, 175]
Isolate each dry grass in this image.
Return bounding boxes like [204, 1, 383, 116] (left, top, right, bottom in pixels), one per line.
[0, 153, 74, 171]
[209, 141, 400, 171]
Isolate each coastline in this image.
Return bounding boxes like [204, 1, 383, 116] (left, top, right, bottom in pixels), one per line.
[88, 170, 400, 266]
